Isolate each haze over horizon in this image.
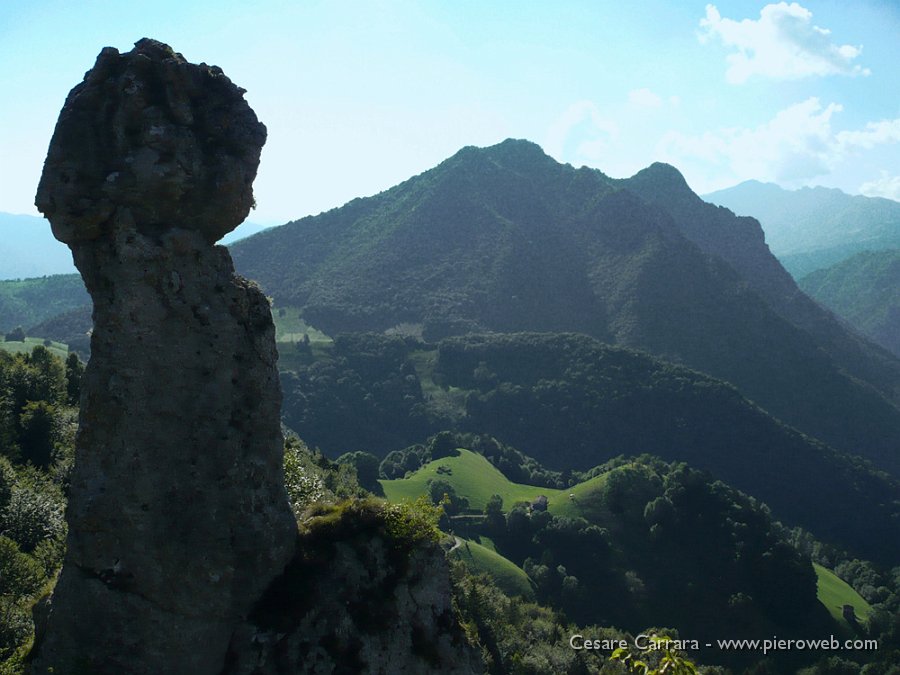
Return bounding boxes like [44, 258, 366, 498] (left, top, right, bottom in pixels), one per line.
[1, 0, 898, 225]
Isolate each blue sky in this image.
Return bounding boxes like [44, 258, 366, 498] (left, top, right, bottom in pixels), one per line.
[1, 0, 898, 225]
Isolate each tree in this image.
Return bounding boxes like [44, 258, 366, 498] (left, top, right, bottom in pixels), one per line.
[64, 352, 84, 406]
[426, 478, 468, 516]
[17, 401, 58, 468]
[3, 327, 25, 343]
[485, 494, 505, 535]
[336, 451, 382, 494]
[611, 634, 699, 674]
[427, 431, 457, 460]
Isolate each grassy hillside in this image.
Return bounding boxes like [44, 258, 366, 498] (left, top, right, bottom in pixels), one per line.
[381, 449, 567, 510]
[386, 448, 870, 628]
[449, 537, 535, 600]
[800, 250, 900, 358]
[814, 563, 873, 629]
[384, 448, 843, 653]
[0, 336, 68, 359]
[381, 448, 613, 524]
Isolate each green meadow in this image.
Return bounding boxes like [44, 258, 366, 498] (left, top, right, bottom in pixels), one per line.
[450, 536, 536, 600]
[0, 336, 68, 360]
[380, 448, 568, 511]
[814, 563, 873, 629]
[383, 448, 864, 628]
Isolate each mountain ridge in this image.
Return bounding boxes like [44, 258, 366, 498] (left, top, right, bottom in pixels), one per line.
[703, 180, 900, 277]
[232, 139, 900, 476]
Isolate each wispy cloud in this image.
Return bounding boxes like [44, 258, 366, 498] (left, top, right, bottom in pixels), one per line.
[860, 172, 900, 202]
[699, 2, 870, 84]
[544, 101, 620, 163]
[627, 88, 662, 109]
[836, 119, 900, 152]
[658, 98, 900, 188]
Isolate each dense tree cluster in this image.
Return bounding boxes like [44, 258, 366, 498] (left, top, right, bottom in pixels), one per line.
[280, 334, 438, 454]
[0, 347, 77, 664]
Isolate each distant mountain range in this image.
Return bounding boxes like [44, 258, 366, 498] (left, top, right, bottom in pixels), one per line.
[800, 249, 900, 358]
[231, 139, 900, 476]
[703, 181, 900, 278]
[0, 212, 75, 280]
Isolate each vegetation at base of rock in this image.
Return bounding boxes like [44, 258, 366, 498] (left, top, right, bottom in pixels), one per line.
[300, 497, 442, 552]
[282, 436, 366, 514]
[0, 347, 74, 665]
[234, 495, 482, 674]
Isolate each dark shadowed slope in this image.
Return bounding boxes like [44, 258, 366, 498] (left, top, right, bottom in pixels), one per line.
[624, 164, 900, 418]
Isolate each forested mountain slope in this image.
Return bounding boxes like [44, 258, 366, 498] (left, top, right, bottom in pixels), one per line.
[0, 274, 87, 333]
[232, 139, 900, 474]
[626, 165, 900, 424]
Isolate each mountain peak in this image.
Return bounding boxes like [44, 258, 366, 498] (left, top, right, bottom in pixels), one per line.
[450, 138, 557, 173]
[624, 162, 697, 205]
[631, 161, 689, 186]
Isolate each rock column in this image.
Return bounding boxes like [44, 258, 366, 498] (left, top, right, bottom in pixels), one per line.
[31, 39, 296, 674]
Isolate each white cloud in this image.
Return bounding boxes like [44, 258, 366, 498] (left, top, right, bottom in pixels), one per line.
[699, 2, 870, 83]
[860, 172, 900, 201]
[836, 119, 900, 151]
[628, 88, 662, 108]
[544, 100, 620, 163]
[657, 98, 900, 189]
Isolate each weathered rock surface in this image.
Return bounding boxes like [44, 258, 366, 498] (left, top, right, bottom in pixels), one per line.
[224, 501, 482, 675]
[31, 39, 297, 673]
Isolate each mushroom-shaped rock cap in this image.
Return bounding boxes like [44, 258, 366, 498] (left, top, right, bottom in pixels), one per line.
[36, 38, 266, 245]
